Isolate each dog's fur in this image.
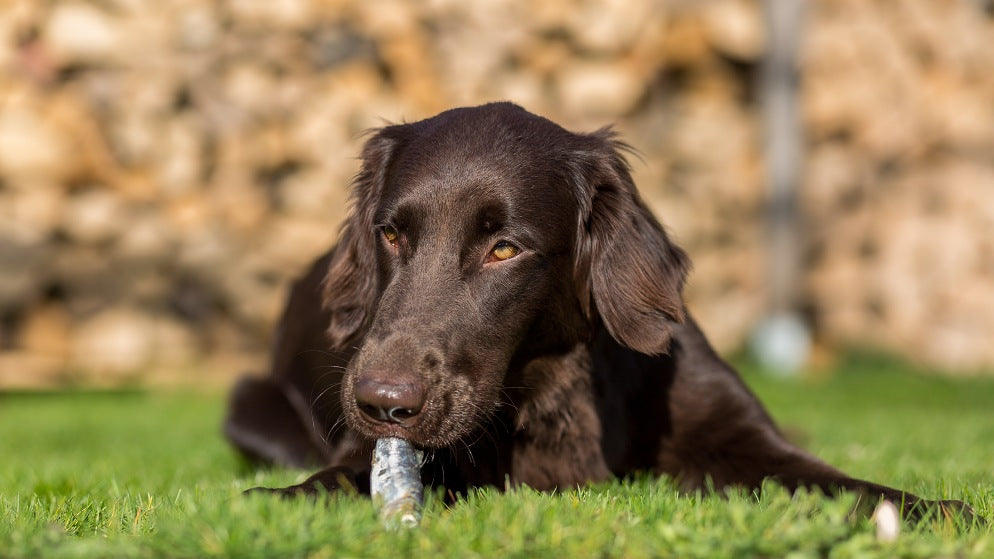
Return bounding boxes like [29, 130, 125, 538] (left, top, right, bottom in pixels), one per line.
[225, 103, 968, 519]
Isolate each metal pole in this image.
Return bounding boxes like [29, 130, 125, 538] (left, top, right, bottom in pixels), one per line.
[751, 0, 811, 374]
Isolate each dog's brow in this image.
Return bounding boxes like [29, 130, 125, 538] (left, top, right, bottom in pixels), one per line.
[375, 200, 421, 231]
[475, 203, 507, 232]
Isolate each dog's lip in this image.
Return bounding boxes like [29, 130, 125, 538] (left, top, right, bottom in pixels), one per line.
[351, 415, 431, 445]
[352, 417, 462, 450]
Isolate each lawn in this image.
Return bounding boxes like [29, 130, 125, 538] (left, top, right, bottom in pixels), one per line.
[1, 356, 992, 558]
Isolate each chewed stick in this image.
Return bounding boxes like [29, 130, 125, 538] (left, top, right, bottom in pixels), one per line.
[370, 437, 424, 528]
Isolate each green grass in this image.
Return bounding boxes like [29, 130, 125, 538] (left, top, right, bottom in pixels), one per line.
[2, 357, 993, 558]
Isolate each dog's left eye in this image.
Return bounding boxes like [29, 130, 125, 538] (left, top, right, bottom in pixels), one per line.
[382, 225, 399, 247]
[488, 241, 520, 263]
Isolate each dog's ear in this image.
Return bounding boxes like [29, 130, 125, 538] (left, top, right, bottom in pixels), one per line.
[322, 129, 398, 349]
[570, 129, 690, 355]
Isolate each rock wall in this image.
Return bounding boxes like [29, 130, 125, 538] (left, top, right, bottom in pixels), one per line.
[802, 1, 994, 371]
[0, 0, 992, 386]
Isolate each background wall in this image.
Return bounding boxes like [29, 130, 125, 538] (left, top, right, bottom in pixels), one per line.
[1, 0, 992, 386]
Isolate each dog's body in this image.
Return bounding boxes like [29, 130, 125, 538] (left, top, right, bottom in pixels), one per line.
[226, 103, 965, 517]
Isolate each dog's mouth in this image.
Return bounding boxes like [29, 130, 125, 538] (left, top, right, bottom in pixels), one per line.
[342, 332, 509, 449]
[344, 378, 500, 449]
[348, 404, 489, 449]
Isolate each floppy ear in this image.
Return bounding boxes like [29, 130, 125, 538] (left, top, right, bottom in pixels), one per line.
[570, 129, 691, 355]
[322, 129, 398, 349]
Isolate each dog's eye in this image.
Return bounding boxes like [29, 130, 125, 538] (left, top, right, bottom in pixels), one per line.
[382, 225, 399, 246]
[489, 241, 520, 262]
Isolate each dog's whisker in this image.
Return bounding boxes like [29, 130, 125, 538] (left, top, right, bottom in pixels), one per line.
[309, 379, 342, 409]
[323, 416, 348, 444]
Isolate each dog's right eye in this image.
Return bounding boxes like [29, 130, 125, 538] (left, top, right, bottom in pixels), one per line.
[382, 225, 399, 247]
[487, 241, 520, 263]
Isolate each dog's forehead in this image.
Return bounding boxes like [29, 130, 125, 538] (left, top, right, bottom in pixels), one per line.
[382, 111, 574, 221]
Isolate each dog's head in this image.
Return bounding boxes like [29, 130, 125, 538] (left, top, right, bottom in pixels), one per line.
[324, 103, 689, 447]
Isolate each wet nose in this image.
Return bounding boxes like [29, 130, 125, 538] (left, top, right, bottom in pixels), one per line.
[355, 376, 426, 426]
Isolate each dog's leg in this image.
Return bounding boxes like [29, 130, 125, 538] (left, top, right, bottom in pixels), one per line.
[245, 463, 372, 497]
[227, 376, 376, 497]
[733, 399, 978, 523]
[668, 417, 977, 524]
[664, 320, 978, 523]
[224, 375, 327, 469]
[760, 448, 978, 524]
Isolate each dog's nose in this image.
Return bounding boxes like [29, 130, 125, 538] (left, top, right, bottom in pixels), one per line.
[355, 376, 426, 426]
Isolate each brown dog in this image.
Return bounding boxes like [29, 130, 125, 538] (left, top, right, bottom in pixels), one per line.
[225, 102, 968, 520]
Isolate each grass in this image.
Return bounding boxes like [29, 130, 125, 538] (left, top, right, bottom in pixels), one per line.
[1, 356, 992, 558]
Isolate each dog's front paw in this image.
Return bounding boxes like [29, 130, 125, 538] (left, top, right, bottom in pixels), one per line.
[245, 466, 364, 497]
[936, 499, 985, 526]
[902, 498, 985, 527]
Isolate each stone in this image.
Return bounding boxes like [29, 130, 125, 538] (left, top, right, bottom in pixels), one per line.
[61, 188, 126, 245]
[70, 308, 157, 378]
[19, 304, 72, 361]
[0, 95, 73, 182]
[702, 0, 765, 60]
[44, 2, 123, 64]
[555, 61, 645, 116]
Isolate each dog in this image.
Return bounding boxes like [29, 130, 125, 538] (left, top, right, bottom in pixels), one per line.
[225, 102, 969, 520]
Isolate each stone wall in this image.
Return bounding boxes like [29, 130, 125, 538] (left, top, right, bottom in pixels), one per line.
[1, 0, 992, 386]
